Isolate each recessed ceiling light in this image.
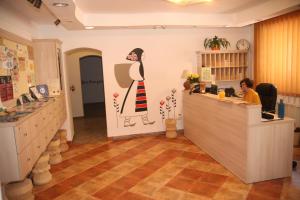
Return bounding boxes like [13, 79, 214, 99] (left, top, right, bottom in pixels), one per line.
[85, 26, 95, 30]
[53, 2, 69, 7]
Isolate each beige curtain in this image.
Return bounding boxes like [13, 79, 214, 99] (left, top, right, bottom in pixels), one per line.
[254, 10, 300, 96]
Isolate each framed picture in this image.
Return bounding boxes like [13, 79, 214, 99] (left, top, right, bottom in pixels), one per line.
[36, 84, 49, 98]
[29, 86, 43, 99]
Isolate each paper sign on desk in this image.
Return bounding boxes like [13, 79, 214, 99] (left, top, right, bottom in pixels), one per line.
[201, 67, 212, 82]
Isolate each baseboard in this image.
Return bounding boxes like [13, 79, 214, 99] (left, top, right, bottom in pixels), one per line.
[108, 129, 184, 141]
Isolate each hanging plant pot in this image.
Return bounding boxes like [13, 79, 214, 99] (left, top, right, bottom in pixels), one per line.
[211, 46, 220, 51]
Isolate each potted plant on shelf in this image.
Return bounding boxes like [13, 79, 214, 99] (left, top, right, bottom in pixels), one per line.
[204, 36, 230, 50]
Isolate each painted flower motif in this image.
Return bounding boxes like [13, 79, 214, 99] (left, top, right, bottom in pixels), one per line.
[166, 96, 171, 101]
[113, 93, 119, 98]
[171, 88, 176, 94]
[160, 100, 165, 106]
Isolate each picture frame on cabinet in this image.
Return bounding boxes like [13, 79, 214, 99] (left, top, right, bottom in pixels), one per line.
[36, 84, 49, 98]
[29, 86, 43, 99]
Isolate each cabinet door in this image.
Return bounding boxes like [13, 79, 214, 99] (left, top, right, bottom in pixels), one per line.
[33, 39, 62, 86]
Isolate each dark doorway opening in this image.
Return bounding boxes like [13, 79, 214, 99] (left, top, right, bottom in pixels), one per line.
[73, 55, 107, 143]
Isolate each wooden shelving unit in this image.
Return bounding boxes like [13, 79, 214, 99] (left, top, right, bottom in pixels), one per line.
[197, 50, 248, 81]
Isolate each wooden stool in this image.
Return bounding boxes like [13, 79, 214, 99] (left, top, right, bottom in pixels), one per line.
[47, 138, 62, 165]
[5, 178, 34, 200]
[165, 119, 177, 138]
[57, 129, 69, 152]
[32, 152, 52, 185]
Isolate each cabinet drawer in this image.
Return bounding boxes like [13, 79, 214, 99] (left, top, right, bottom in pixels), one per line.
[30, 112, 42, 136]
[17, 147, 32, 179]
[14, 121, 31, 154]
[31, 137, 44, 165]
[40, 105, 50, 128]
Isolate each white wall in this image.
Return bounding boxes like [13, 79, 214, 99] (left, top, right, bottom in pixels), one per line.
[33, 25, 252, 138]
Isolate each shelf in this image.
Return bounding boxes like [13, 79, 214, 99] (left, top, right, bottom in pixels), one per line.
[197, 50, 249, 81]
[209, 66, 248, 68]
[196, 50, 248, 54]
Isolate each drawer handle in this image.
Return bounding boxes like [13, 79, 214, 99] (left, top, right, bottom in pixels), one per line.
[35, 124, 38, 127]
[43, 117, 46, 120]
[37, 145, 41, 149]
[24, 133, 28, 137]
[27, 158, 31, 162]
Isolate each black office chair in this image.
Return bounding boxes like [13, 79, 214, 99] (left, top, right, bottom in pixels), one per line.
[255, 83, 277, 113]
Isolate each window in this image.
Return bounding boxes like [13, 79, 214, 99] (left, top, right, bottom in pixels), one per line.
[254, 10, 300, 96]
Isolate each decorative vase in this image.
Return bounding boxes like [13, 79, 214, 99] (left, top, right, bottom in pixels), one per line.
[165, 119, 177, 138]
[183, 80, 191, 90]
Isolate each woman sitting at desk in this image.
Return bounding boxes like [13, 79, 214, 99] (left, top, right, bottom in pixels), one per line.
[240, 78, 261, 105]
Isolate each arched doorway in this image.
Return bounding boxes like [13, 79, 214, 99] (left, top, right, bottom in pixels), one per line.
[65, 48, 106, 143]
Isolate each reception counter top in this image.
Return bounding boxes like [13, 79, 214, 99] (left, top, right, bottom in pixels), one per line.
[183, 92, 294, 183]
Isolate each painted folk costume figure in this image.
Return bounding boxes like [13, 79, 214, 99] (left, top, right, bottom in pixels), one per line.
[120, 48, 155, 127]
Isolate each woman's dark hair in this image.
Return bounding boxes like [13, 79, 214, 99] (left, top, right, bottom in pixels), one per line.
[240, 78, 253, 88]
[127, 48, 145, 79]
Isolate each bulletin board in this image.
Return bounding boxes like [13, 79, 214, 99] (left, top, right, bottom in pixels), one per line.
[0, 36, 35, 101]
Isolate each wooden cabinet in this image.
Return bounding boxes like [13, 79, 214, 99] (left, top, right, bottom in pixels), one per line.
[197, 50, 248, 81]
[0, 95, 66, 183]
[33, 39, 62, 88]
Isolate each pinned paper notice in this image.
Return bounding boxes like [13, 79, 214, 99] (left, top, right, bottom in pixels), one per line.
[201, 67, 212, 82]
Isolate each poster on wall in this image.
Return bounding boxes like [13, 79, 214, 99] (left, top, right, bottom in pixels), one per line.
[113, 48, 155, 128]
[0, 38, 35, 101]
[0, 46, 18, 70]
[0, 76, 13, 101]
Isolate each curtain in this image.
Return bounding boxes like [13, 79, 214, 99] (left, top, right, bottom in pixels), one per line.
[254, 10, 300, 96]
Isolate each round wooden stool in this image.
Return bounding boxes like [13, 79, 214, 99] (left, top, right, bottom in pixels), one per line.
[47, 139, 62, 165]
[5, 178, 34, 200]
[57, 129, 69, 152]
[32, 152, 52, 185]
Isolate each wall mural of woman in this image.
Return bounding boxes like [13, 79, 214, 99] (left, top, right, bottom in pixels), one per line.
[116, 48, 155, 127]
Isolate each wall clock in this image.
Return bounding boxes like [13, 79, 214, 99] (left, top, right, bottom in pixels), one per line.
[236, 39, 250, 50]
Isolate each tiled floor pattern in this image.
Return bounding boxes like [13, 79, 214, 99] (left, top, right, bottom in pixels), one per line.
[73, 103, 107, 144]
[33, 135, 300, 200]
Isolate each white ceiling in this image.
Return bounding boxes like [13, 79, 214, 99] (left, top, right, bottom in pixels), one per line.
[74, 0, 268, 14]
[1, 0, 300, 30]
[0, 0, 55, 25]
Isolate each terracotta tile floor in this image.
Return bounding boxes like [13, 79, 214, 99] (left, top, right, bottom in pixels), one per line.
[33, 135, 300, 200]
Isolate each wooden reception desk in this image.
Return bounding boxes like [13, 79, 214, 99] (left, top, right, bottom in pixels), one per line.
[183, 92, 294, 183]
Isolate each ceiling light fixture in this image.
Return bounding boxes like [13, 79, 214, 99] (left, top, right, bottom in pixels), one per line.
[53, 2, 69, 7]
[166, 0, 212, 5]
[85, 26, 95, 30]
